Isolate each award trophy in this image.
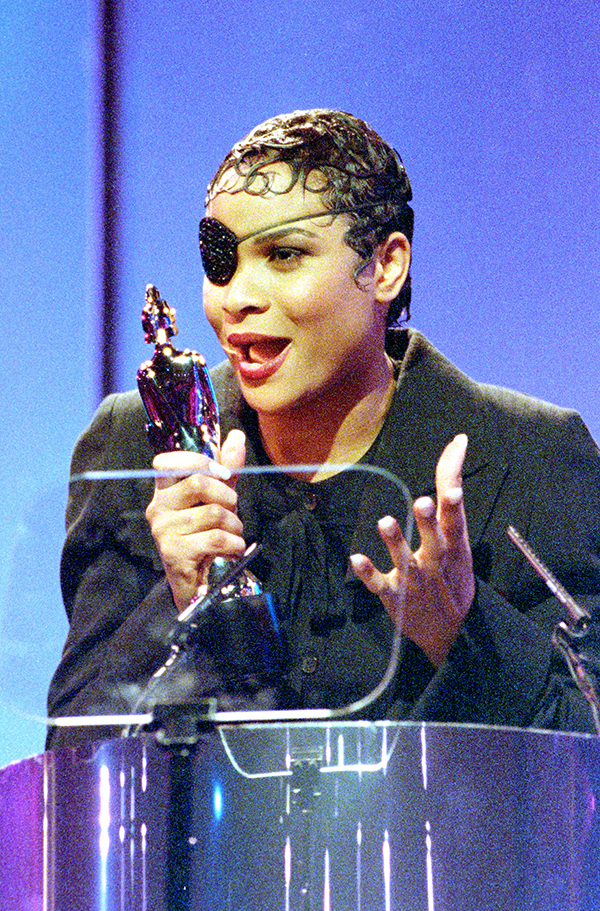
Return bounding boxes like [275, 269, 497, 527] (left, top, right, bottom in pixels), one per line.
[138, 284, 220, 458]
[137, 285, 286, 709]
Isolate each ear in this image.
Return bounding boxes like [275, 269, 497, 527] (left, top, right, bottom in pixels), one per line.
[373, 232, 411, 304]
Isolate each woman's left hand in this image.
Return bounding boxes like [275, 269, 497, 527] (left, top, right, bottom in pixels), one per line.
[350, 433, 475, 667]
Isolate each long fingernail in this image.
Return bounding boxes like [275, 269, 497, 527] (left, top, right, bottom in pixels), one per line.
[349, 554, 368, 572]
[208, 461, 231, 480]
[228, 428, 246, 446]
[378, 516, 396, 534]
[415, 497, 436, 518]
[446, 487, 463, 505]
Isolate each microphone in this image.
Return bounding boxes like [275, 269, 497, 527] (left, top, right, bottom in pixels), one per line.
[507, 525, 600, 734]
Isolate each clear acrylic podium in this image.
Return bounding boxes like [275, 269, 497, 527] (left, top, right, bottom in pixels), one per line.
[2, 721, 600, 910]
[4, 465, 600, 909]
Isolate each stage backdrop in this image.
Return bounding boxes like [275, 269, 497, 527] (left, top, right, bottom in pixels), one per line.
[1, 0, 599, 766]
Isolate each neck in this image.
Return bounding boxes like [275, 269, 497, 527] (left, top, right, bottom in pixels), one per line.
[258, 356, 395, 480]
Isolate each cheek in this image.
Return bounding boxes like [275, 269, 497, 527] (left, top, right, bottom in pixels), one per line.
[280, 269, 349, 327]
[296, 275, 369, 337]
[202, 281, 222, 331]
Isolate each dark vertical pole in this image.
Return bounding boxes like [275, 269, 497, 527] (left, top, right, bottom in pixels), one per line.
[166, 752, 195, 911]
[98, 0, 122, 398]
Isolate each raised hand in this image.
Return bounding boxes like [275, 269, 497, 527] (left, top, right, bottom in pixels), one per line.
[350, 434, 475, 666]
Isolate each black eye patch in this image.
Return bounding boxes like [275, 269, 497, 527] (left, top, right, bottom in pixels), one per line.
[198, 217, 240, 286]
[199, 206, 373, 286]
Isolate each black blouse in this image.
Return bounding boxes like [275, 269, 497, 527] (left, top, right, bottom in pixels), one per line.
[234, 407, 435, 714]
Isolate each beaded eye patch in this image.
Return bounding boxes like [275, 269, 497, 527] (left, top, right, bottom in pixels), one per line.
[198, 207, 371, 285]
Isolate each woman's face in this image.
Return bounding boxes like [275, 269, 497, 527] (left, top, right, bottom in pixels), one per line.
[203, 163, 393, 420]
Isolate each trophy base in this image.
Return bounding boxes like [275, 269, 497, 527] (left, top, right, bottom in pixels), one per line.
[188, 593, 288, 690]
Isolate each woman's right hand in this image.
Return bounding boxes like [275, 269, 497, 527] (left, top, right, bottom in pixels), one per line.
[145, 429, 247, 613]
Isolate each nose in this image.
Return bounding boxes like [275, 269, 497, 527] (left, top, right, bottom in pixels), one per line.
[221, 257, 268, 320]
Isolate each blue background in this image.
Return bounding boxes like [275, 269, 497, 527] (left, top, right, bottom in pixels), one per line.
[1, 0, 599, 765]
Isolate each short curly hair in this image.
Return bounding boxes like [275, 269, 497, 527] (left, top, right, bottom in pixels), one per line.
[206, 109, 414, 327]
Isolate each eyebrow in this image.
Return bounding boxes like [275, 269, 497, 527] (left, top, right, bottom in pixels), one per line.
[235, 209, 348, 245]
[250, 225, 318, 244]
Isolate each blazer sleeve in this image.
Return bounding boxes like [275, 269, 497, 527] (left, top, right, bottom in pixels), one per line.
[46, 394, 180, 749]
[406, 410, 600, 733]
[46, 390, 268, 751]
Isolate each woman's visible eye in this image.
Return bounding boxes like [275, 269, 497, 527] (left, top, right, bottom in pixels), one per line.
[268, 246, 306, 265]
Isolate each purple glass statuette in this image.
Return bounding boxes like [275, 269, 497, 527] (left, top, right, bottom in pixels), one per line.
[137, 284, 220, 458]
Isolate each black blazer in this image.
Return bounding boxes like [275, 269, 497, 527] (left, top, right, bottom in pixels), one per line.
[46, 331, 600, 748]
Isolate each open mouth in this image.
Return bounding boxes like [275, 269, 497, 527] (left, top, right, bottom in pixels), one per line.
[227, 333, 291, 380]
[228, 334, 290, 364]
[244, 338, 289, 364]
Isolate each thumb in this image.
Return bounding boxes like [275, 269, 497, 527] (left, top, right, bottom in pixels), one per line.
[220, 429, 246, 475]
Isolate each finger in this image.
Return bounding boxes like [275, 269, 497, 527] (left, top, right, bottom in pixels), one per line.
[157, 501, 244, 538]
[153, 451, 231, 490]
[439, 485, 466, 529]
[349, 553, 408, 627]
[434, 434, 469, 545]
[153, 451, 206, 490]
[376, 516, 414, 572]
[155, 471, 240, 512]
[220, 429, 246, 475]
[164, 527, 247, 563]
[435, 433, 468, 496]
[349, 553, 388, 595]
[412, 496, 445, 564]
[437, 487, 472, 563]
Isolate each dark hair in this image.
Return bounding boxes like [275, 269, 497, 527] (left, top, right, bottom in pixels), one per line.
[206, 109, 414, 327]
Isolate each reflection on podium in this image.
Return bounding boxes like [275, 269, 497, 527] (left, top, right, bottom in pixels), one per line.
[1, 722, 600, 910]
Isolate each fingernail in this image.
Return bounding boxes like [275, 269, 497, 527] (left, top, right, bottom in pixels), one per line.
[378, 516, 396, 534]
[209, 461, 231, 480]
[446, 486, 463, 505]
[415, 497, 435, 518]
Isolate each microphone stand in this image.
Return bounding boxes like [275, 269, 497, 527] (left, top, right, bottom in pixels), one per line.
[507, 525, 600, 735]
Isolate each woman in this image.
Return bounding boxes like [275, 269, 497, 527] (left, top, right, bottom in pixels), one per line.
[47, 110, 600, 748]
